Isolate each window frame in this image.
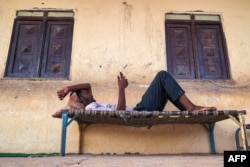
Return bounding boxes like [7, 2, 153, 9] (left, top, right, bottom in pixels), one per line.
[4, 10, 74, 79]
[165, 13, 230, 80]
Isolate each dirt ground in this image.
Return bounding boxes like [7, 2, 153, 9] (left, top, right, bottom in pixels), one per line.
[0, 154, 224, 167]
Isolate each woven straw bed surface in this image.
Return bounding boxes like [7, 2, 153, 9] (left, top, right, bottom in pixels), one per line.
[66, 109, 246, 127]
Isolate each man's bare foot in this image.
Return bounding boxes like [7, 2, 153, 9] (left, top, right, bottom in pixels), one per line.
[179, 94, 217, 112]
[190, 105, 217, 112]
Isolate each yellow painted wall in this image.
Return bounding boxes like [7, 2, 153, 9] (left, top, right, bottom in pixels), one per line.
[0, 0, 250, 154]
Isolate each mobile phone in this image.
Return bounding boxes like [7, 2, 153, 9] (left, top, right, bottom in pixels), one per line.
[120, 72, 123, 78]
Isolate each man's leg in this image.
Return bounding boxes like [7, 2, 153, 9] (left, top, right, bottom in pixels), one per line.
[134, 71, 186, 111]
[134, 71, 216, 112]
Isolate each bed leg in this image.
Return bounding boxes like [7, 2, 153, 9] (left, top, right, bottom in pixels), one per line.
[238, 114, 249, 151]
[208, 123, 216, 154]
[202, 123, 216, 154]
[78, 124, 83, 154]
[60, 110, 68, 156]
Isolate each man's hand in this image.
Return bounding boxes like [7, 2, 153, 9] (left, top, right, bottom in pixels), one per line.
[116, 72, 128, 110]
[57, 87, 69, 100]
[56, 83, 92, 101]
[117, 73, 128, 89]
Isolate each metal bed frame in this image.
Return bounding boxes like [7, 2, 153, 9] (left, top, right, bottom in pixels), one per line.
[60, 109, 248, 156]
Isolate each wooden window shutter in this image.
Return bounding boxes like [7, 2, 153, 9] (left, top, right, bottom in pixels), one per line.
[165, 14, 230, 80]
[166, 23, 195, 79]
[41, 21, 73, 78]
[195, 24, 229, 79]
[5, 10, 74, 79]
[6, 20, 44, 77]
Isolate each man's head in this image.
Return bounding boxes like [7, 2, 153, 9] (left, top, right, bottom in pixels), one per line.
[76, 89, 95, 106]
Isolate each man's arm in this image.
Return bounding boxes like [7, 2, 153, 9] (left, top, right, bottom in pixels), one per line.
[57, 83, 91, 100]
[116, 73, 128, 110]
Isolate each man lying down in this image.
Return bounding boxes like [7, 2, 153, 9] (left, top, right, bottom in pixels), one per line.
[52, 71, 216, 118]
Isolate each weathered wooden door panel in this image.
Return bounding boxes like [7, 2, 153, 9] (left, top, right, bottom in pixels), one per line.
[6, 21, 43, 77]
[195, 25, 228, 79]
[166, 23, 195, 79]
[41, 21, 73, 78]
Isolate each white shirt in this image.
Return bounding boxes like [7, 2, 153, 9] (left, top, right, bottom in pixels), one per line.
[85, 102, 134, 111]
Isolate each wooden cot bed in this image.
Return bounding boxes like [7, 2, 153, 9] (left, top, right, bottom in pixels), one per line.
[60, 109, 248, 156]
